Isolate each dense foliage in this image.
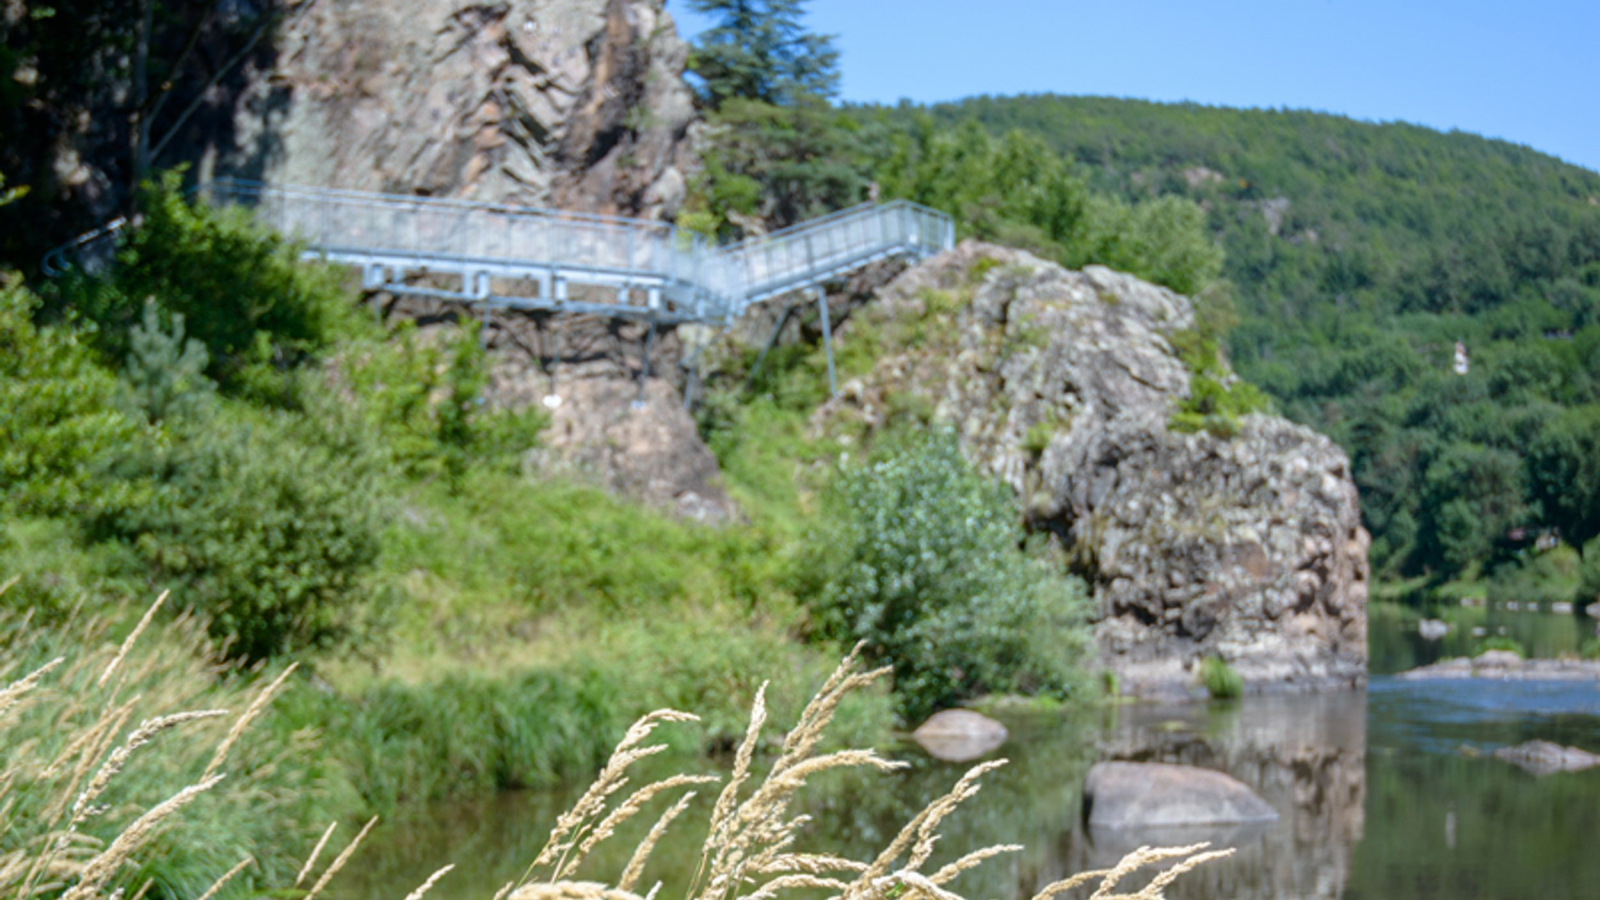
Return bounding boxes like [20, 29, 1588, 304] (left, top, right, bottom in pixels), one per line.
[800, 432, 1091, 720]
[105, 408, 388, 662]
[0, 284, 148, 518]
[61, 174, 356, 399]
[874, 95, 1600, 595]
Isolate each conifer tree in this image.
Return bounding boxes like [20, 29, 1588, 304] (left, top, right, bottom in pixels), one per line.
[687, 0, 840, 108]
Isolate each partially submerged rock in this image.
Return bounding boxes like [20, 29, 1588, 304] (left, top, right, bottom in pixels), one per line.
[1493, 740, 1600, 775]
[911, 709, 1008, 762]
[1398, 653, 1600, 681]
[1084, 761, 1279, 827]
[1418, 618, 1450, 641]
[821, 242, 1369, 697]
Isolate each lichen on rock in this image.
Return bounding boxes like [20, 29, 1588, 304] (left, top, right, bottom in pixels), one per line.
[820, 241, 1370, 697]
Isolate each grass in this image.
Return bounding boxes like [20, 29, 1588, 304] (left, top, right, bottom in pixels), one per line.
[1474, 636, 1528, 658]
[279, 464, 898, 814]
[5, 608, 1230, 900]
[1199, 657, 1243, 700]
[0, 596, 341, 900]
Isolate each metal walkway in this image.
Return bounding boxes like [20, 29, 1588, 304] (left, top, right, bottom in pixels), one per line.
[46, 179, 954, 325]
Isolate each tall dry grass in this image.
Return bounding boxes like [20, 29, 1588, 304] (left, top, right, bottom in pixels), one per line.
[494, 645, 1230, 900]
[0, 593, 331, 900]
[3, 596, 1227, 900]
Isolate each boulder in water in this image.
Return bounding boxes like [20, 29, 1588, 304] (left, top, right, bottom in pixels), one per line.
[1084, 761, 1279, 827]
[911, 709, 1008, 762]
[1493, 741, 1600, 776]
[1418, 618, 1450, 641]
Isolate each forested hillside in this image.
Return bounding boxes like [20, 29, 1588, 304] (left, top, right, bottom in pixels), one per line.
[856, 95, 1600, 597]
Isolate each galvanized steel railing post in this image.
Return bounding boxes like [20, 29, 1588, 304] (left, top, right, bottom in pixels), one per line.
[815, 285, 836, 398]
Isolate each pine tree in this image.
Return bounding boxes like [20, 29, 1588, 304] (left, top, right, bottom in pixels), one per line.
[687, 0, 840, 108]
[123, 300, 213, 424]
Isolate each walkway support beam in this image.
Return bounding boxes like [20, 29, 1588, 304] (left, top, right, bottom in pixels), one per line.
[815, 286, 837, 398]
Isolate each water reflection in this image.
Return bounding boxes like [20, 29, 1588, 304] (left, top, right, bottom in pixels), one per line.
[1080, 694, 1367, 900]
[1368, 602, 1599, 674]
[337, 680, 1600, 900]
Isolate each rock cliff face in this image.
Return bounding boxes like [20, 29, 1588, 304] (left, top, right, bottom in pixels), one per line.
[221, 0, 696, 218]
[820, 242, 1369, 695]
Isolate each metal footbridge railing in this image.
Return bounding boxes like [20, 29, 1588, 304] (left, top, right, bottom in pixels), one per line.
[46, 179, 954, 326]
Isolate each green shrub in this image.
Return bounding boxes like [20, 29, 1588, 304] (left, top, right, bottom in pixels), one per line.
[1579, 638, 1600, 661]
[1200, 656, 1243, 699]
[1168, 328, 1268, 437]
[1474, 636, 1527, 658]
[1487, 543, 1583, 608]
[0, 284, 151, 518]
[339, 320, 547, 480]
[1578, 537, 1600, 605]
[799, 431, 1091, 721]
[104, 408, 387, 662]
[63, 174, 355, 394]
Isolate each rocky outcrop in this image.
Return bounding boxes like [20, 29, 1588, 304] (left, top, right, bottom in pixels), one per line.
[526, 374, 734, 522]
[221, 0, 697, 218]
[386, 301, 736, 521]
[819, 242, 1369, 696]
[1084, 761, 1279, 827]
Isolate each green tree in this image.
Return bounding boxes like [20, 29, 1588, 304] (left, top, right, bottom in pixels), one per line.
[687, 0, 839, 109]
[121, 299, 214, 423]
[1527, 407, 1600, 550]
[683, 98, 873, 235]
[875, 117, 1222, 295]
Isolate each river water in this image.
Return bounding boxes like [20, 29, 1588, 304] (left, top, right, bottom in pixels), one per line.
[341, 607, 1600, 900]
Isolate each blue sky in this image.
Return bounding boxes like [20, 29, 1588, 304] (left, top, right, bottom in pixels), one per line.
[669, 0, 1600, 173]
